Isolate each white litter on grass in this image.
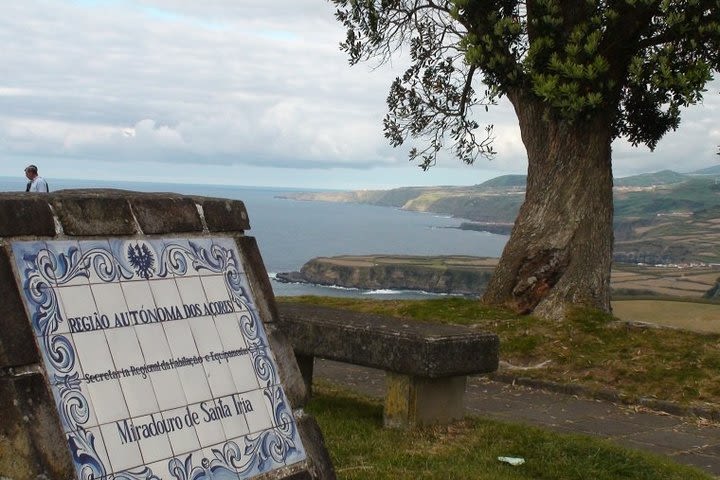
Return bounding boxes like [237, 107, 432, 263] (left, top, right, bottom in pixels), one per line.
[498, 456, 525, 466]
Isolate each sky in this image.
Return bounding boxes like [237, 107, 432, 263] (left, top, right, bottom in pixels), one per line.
[1, 0, 718, 190]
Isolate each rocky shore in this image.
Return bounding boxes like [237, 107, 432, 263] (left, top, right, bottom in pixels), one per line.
[276, 255, 498, 296]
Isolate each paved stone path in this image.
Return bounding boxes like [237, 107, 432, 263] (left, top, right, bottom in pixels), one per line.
[314, 359, 720, 478]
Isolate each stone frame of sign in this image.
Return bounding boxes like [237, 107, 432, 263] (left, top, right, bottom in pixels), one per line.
[0, 190, 335, 480]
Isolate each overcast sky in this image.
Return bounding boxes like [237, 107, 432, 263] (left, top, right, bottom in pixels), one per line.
[1, 0, 718, 190]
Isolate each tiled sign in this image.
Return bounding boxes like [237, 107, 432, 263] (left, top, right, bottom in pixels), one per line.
[12, 237, 306, 479]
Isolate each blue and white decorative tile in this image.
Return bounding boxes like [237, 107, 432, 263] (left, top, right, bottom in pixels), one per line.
[266, 386, 295, 430]
[133, 324, 187, 411]
[86, 378, 130, 426]
[106, 327, 160, 418]
[91, 282, 130, 329]
[51, 372, 99, 432]
[119, 280, 156, 312]
[237, 389, 273, 435]
[174, 276, 208, 307]
[145, 459, 174, 480]
[99, 421, 144, 472]
[163, 319, 212, 405]
[11, 237, 305, 479]
[214, 314, 248, 352]
[41, 240, 89, 287]
[162, 407, 202, 456]
[66, 426, 111, 480]
[160, 238, 217, 278]
[187, 400, 227, 447]
[218, 398, 250, 440]
[201, 444, 243, 480]
[248, 348, 277, 389]
[119, 375, 160, 420]
[108, 238, 165, 282]
[236, 312, 268, 351]
[148, 279, 183, 313]
[226, 347, 259, 394]
[131, 413, 174, 465]
[164, 446, 242, 480]
[149, 369, 187, 413]
[78, 239, 122, 285]
[73, 330, 115, 376]
[12, 240, 50, 282]
[281, 424, 307, 471]
[187, 317, 237, 399]
[36, 330, 80, 385]
[55, 284, 96, 336]
[199, 275, 232, 306]
[227, 430, 286, 480]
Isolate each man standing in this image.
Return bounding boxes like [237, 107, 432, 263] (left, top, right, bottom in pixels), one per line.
[24, 165, 49, 192]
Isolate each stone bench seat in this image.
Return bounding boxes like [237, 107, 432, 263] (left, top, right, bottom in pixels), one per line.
[279, 302, 500, 428]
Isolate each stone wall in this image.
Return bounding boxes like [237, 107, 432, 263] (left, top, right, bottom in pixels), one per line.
[0, 189, 334, 480]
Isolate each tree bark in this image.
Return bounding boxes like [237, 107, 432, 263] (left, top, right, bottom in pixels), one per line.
[482, 93, 614, 319]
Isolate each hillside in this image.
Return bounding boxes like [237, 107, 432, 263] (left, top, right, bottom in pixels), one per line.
[613, 169, 687, 187]
[280, 170, 720, 264]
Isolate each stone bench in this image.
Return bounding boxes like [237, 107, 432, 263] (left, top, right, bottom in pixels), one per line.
[279, 302, 500, 428]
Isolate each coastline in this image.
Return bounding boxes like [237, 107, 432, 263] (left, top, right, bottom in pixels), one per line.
[275, 254, 720, 300]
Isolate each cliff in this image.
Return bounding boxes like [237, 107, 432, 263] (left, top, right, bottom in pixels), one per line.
[277, 255, 720, 299]
[277, 255, 497, 296]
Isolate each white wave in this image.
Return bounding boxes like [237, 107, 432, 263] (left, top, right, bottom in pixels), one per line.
[267, 272, 277, 279]
[362, 289, 402, 295]
[323, 284, 362, 292]
[362, 288, 456, 296]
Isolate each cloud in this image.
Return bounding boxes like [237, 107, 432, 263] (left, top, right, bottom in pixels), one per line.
[0, 1, 717, 186]
[0, 0, 412, 173]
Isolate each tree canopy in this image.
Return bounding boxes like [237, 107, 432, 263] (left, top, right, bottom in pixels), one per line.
[331, 0, 719, 318]
[333, 0, 720, 169]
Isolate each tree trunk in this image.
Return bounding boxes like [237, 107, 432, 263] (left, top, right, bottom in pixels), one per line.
[482, 94, 614, 319]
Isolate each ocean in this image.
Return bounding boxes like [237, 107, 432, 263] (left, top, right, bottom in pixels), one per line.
[0, 177, 508, 299]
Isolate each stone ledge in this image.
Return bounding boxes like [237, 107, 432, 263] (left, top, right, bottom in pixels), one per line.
[0, 195, 55, 237]
[52, 194, 136, 235]
[279, 303, 499, 378]
[0, 190, 253, 238]
[193, 197, 250, 232]
[130, 196, 203, 234]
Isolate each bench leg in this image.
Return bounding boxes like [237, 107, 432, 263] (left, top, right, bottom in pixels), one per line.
[295, 354, 315, 397]
[383, 373, 466, 429]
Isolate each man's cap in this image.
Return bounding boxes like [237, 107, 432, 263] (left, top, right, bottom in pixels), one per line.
[24, 164, 37, 173]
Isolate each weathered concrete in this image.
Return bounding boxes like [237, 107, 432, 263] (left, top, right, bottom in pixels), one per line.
[279, 302, 499, 428]
[0, 245, 38, 368]
[51, 193, 136, 235]
[279, 303, 499, 378]
[384, 373, 467, 428]
[0, 195, 55, 237]
[131, 195, 203, 233]
[194, 196, 250, 232]
[0, 371, 74, 480]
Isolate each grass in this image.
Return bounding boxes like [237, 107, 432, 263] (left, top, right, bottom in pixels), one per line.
[307, 382, 713, 480]
[280, 296, 720, 408]
[613, 300, 720, 333]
